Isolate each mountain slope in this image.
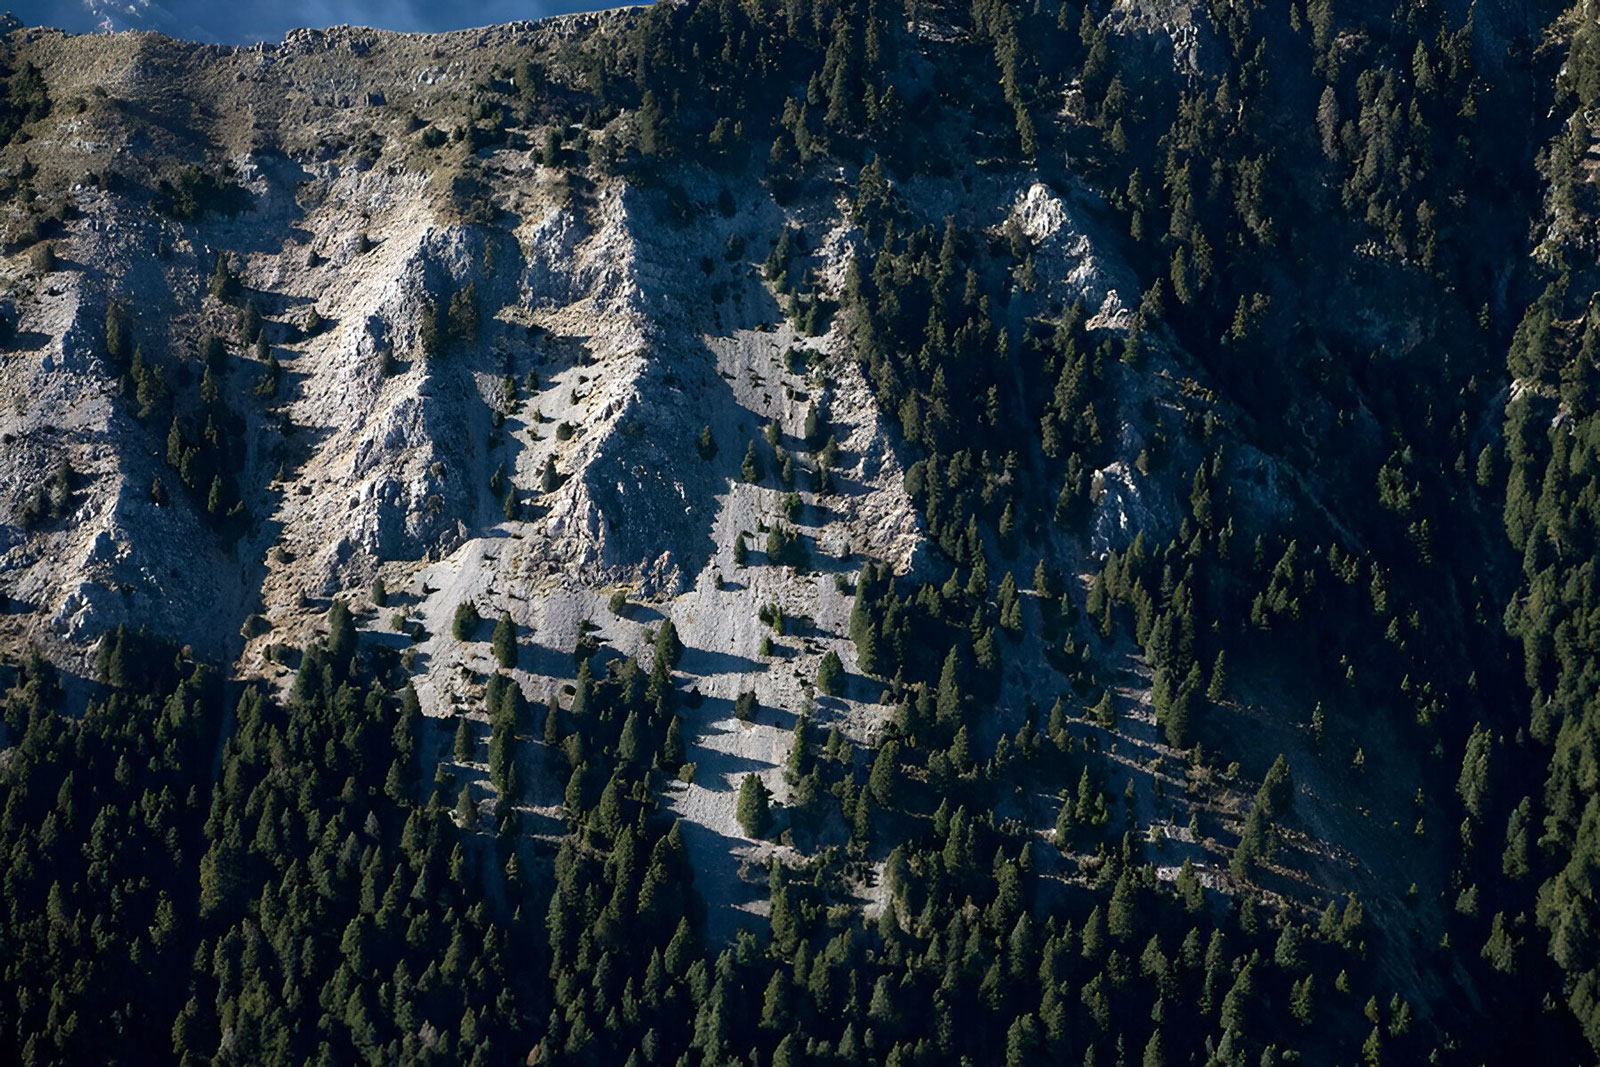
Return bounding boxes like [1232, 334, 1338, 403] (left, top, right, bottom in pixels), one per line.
[0, 1, 1591, 1063]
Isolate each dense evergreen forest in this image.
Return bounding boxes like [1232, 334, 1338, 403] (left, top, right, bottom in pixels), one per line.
[2, 0, 1600, 1062]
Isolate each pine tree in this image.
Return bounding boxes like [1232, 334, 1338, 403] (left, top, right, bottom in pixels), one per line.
[1220, 957, 1256, 1033]
[856, 622, 879, 677]
[1005, 1013, 1039, 1067]
[663, 715, 685, 768]
[543, 699, 562, 746]
[1093, 691, 1116, 727]
[1108, 870, 1138, 940]
[489, 725, 513, 792]
[1176, 857, 1204, 912]
[617, 710, 645, 766]
[654, 619, 683, 669]
[1055, 791, 1077, 847]
[852, 790, 874, 847]
[571, 659, 594, 721]
[787, 716, 811, 783]
[1207, 650, 1227, 701]
[950, 725, 973, 773]
[1258, 754, 1293, 818]
[936, 647, 963, 726]
[736, 774, 771, 837]
[1142, 1029, 1165, 1067]
[761, 969, 792, 1030]
[766, 523, 790, 565]
[998, 571, 1022, 633]
[817, 649, 843, 695]
[491, 611, 516, 669]
[209, 251, 237, 300]
[1290, 974, 1315, 1025]
[1502, 797, 1532, 880]
[1481, 911, 1518, 974]
[1457, 723, 1492, 821]
[869, 740, 899, 807]
[1231, 805, 1269, 880]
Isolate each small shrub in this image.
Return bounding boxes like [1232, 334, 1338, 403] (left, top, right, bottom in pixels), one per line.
[419, 302, 441, 357]
[155, 165, 247, 220]
[733, 691, 758, 721]
[208, 252, 239, 300]
[453, 601, 482, 641]
[446, 282, 478, 347]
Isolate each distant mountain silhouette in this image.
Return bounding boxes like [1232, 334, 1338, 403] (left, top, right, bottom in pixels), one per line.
[11, 0, 611, 44]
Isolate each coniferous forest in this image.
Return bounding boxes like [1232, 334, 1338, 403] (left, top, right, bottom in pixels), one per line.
[2, 0, 1600, 1063]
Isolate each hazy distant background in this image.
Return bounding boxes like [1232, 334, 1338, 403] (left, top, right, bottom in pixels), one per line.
[7, 1, 615, 44]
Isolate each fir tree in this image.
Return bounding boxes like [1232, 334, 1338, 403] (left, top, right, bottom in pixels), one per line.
[654, 619, 683, 670]
[736, 774, 771, 837]
[453, 601, 481, 641]
[491, 611, 516, 669]
[817, 649, 843, 695]
[742, 441, 763, 484]
[869, 739, 899, 807]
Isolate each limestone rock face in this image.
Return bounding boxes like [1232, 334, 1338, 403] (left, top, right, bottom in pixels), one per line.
[0, 14, 1315, 680]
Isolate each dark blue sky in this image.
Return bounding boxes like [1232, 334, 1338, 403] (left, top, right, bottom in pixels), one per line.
[12, 1, 614, 44]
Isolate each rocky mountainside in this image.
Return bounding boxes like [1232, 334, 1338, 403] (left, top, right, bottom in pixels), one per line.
[0, 0, 1594, 1064]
